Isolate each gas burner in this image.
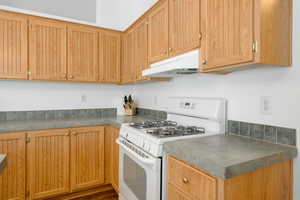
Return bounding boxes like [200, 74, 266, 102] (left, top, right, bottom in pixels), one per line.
[146, 126, 205, 138]
[129, 120, 178, 129]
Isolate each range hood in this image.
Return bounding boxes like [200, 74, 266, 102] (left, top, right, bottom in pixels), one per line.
[142, 49, 200, 78]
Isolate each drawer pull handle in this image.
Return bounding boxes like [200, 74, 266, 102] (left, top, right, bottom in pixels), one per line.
[182, 177, 189, 184]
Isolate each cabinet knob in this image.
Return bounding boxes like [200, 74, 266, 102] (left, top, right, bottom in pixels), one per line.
[69, 75, 74, 79]
[202, 59, 207, 65]
[72, 132, 77, 136]
[169, 47, 173, 52]
[182, 177, 189, 184]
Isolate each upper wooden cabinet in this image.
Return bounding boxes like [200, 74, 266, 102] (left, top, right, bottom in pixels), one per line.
[0, 132, 26, 200]
[70, 126, 105, 192]
[0, 0, 293, 82]
[200, 0, 292, 72]
[0, 11, 28, 80]
[148, 0, 169, 63]
[99, 31, 121, 83]
[121, 30, 136, 84]
[169, 0, 201, 57]
[134, 19, 149, 81]
[67, 24, 99, 82]
[29, 19, 67, 81]
[27, 129, 70, 199]
[200, 0, 254, 71]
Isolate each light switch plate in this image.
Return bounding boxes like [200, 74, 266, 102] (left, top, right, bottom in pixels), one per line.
[260, 96, 272, 115]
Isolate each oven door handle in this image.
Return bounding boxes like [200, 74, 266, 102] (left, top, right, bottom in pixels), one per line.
[117, 138, 157, 167]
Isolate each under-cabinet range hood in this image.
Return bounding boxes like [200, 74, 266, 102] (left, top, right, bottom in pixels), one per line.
[142, 49, 200, 78]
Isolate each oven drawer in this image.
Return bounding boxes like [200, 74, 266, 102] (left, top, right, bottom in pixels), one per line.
[167, 156, 217, 200]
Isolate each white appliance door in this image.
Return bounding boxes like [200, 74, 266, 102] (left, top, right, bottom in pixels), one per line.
[118, 138, 161, 200]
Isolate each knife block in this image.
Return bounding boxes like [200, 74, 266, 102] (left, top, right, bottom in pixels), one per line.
[124, 103, 136, 116]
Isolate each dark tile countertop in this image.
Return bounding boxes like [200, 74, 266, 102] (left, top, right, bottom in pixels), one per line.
[164, 135, 297, 179]
[0, 115, 154, 133]
[0, 154, 7, 173]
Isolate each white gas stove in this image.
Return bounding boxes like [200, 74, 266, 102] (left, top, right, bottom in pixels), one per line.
[118, 97, 227, 200]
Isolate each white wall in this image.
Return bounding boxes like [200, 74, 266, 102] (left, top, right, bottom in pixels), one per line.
[0, 81, 136, 114]
[97, 0, 158, 31]
[0, 0, 97, 23]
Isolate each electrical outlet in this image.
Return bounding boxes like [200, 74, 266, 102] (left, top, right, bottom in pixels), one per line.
[260, 96, 272, 115]
[81, 94, 87, 103]
[154, 96, 158, 106]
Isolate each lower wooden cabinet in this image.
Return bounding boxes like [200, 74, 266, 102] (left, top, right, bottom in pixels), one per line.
[168, 156, 216, 200]
[167, 155, 293, 200]
[104, 126, 120, 193]
[0, 132, 26, 200]
[70, 126, 105, 191]
[111, 127, 120, 193]
[27, 129, 70, 199]
[0, 126, 119, 200]
[168, 184, 191, 200]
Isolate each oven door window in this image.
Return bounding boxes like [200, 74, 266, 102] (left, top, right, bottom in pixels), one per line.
[124, 154, 147, 200]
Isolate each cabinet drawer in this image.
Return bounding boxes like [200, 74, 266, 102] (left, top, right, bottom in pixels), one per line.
[168, 183, 192, 200]
[168, 156, 217, 200]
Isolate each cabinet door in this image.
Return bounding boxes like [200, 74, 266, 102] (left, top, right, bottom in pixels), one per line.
[99, 31, 121, 83]
[135, 19, 149, 81]
[121, 31, 135, 84]
[0, 132, 26, 200]
[111, 127, 120, 193]
[27, 129, 70, 199]
[169, 0, 200, 57]
[68, 25, 98, 82]
[168, 184, 192, 200]
[29, 19, 67, 81]
[201, 0, 254, 70]
[70, 126, 105, 191]
[148, 0, 169, 63]
[0, 11, 28, 80]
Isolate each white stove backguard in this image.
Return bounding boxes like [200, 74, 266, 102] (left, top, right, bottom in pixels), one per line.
[166, 97, 227, 134]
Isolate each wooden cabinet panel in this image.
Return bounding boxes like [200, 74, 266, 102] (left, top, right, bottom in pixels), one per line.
[121, 31, 135, 84]
[68, 25, 98, 82]
[168, 184, 192, 200]
[99, 31, 121, 83]
[135, 19, 149, 81]
[104, 126, 119, 193]
[169, 0, 200, 57]
[201, 0, 254, 70]
[0, 11, 28, 79]
[148, 0, 169, 63]
[29, 19, 67, 81]
[70, 126, 105, 191]
[0, 132, 26, 200]
[27, 129, 70, 199]
[111, 128, 120, 193]
[168, 156, 216, 200]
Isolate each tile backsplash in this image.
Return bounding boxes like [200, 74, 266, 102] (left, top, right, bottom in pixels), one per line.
[0, 108, 117, 121]
[136, 108, 167, 120]
[228, 120, 297, 146]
